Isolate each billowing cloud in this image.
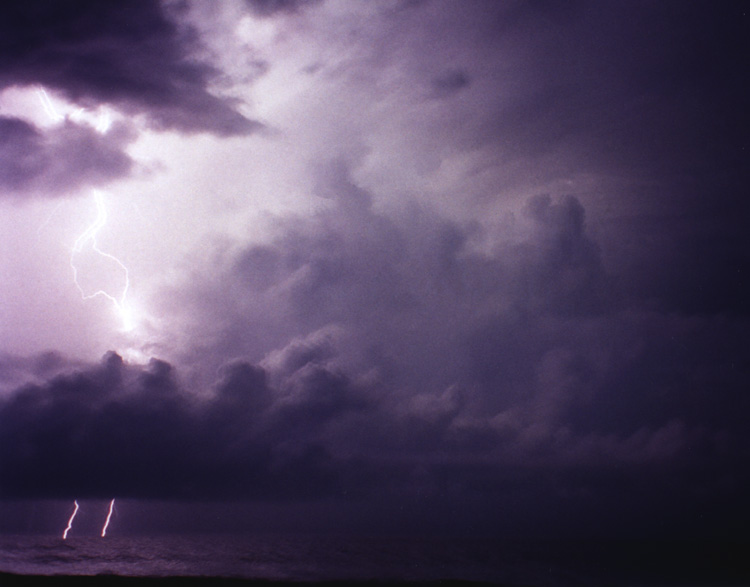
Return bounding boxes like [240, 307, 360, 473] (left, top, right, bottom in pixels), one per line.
[0, 348, 362, 500]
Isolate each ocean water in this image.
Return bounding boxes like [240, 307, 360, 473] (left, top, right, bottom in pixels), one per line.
[0, 534, 597, 585]
[1, 534, 748, 585]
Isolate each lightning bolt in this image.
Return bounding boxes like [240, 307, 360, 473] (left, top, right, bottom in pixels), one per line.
[70, 191, 134, 331]
[36, 88, 64, 123]
[101, 499, 115, 537]
[62, 500, 79, 540]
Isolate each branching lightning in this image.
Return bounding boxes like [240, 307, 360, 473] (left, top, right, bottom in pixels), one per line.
[101, 499, 115, 537]
[62, 500, 79, 540]
[70, 191, 134, 331]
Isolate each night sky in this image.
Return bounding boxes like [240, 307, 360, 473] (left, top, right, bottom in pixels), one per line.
[0, 0, 748, 539]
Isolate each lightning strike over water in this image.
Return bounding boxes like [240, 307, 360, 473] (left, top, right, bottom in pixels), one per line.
[71, 191, 134, 331]
[101, 499, 115, 537]
[62, 500, 79, 540]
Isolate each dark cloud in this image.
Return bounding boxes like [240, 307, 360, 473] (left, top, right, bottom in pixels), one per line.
[430, 69, 471, 98]
[0, 0, 260, 136]
[493, 1, 748, 181]
[243, 0, 323, 18]
[469, 1, 749, 318]
[0, 347, 366, 501]
[613, 223, 750, 316]
[0, 331, 747, 537]
[0, 351, 75, 389]
[367, 2, 747, 296]
[0, 116, 134, 196]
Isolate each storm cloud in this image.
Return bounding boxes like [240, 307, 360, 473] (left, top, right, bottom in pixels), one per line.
[244, 0, 323, 18]
[0, 0, 748, 541]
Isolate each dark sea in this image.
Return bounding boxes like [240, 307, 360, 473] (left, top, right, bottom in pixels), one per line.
[0, 534, 747, 586]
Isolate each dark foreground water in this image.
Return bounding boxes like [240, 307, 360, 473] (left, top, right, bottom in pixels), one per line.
[0, 534, 747, 586]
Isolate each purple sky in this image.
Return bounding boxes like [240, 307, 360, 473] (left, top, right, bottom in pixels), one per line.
[0, 0, 748, 538]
